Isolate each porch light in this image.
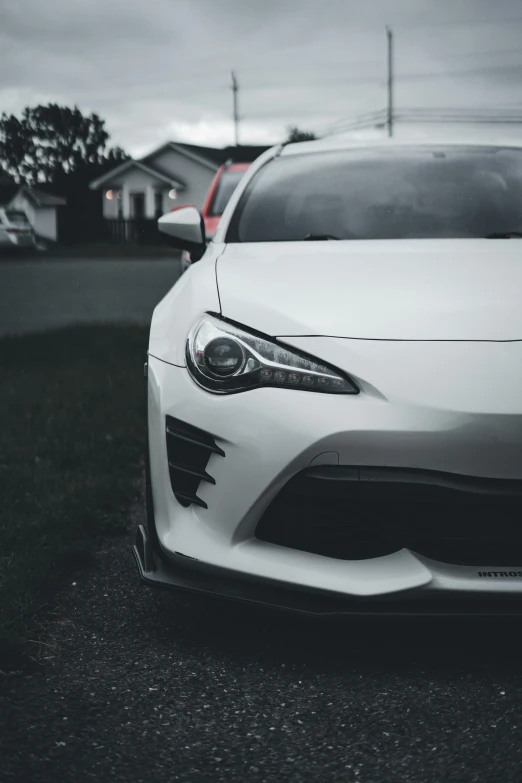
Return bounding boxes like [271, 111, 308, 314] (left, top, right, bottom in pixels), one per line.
[106, 189, 114, 200]
[168, 189, 177, 200]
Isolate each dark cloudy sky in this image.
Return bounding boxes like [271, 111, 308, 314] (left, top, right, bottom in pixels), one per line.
[1, 0, 522, 156]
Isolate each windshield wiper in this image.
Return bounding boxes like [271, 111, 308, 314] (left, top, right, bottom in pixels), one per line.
[303, 233, 340, 241]
[485, 231, 522, 239]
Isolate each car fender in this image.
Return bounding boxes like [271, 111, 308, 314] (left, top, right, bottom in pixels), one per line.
[148, 243, 225, 367]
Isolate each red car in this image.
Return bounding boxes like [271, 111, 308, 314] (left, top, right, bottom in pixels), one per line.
[180, 160, 250, 273]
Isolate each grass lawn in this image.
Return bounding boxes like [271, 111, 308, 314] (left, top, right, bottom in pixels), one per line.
[0, 325, 149, 665]
[45, 242, 179, 259]
[0, 242, 180, 261]
[0, 243, 179, 261]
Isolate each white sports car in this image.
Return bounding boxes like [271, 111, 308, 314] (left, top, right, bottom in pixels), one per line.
[135, 136, 522, 615]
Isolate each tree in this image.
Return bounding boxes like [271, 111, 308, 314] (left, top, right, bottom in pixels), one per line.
[286, 126, 317, 143]
[0, 104, 128, 185]
[0, 165, 15, 205]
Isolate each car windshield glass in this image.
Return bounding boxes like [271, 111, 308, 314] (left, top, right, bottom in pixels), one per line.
[208, 169, 246, 216]
[228, 146, 522, 241]
[5, 210, 29, 224]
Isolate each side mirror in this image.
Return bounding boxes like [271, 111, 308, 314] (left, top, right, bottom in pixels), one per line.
[158, 206, 206, 261]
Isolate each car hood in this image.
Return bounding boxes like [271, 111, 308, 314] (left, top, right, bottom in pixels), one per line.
[216, 240, 522, 341]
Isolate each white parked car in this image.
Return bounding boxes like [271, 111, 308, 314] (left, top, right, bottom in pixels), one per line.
[0, 208, 36, 251]
[135, 137, 522, 616]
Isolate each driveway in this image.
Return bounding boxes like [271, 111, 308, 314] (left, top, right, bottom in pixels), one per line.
[0, 256, 181, 336]
[1, 502, 522, 782]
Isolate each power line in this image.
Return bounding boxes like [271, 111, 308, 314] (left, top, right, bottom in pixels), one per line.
[440, 46, 522, 63]
[397, 115, 522, 124]
[396, 62, 522, 81]
[324, 112, 388, 136]
[402, 14, 522, 30]
[398, 104, 522, 112]
[238, 58, 522, 89]
[329, 109, 388, 127]
[166, 46, 522, 87]
[325, 101, 522, 137]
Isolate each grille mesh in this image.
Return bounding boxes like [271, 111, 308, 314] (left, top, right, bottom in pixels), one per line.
[255, 466, 522, 566]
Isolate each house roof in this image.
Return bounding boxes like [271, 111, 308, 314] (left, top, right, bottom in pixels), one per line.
[141, 142, 222, 171]
[89, 141, 271, 191]
[141, 141, 270, 168]
[89, 159, 186, 191]
[13, 186, 67, 207]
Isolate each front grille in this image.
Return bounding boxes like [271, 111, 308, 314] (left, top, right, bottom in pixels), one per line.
[165, 416, 225, 508]
[255, 466, 522, 566]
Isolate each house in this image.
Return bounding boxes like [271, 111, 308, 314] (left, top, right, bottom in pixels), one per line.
[7, 185, 67, 242]
[89, 142, 269, 237]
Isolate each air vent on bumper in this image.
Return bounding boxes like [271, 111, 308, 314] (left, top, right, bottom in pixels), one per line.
[255, 466, 522, 565]
[165, 416, 225, 508]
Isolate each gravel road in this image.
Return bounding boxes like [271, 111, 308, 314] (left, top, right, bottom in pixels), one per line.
[1, 499, 522, 782]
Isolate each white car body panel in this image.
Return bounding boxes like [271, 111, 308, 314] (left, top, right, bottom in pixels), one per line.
[216, 240, 522, 341]
[149, 244, 225, 367]
[141, 136, 522, 611]
[280, 336, 522, 422]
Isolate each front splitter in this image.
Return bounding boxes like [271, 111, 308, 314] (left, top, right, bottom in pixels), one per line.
[133, 525, 522, 617]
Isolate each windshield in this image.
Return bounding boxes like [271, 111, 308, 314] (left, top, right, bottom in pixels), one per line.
[228, 146, 522, 241]
[208, 169, 246, 216]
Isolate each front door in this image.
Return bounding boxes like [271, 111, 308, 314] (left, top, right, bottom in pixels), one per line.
[130, 192, 145, 219]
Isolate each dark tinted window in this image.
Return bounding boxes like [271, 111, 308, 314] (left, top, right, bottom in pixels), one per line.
[209, 169, 246, 216]
[228, 146, 522, 241]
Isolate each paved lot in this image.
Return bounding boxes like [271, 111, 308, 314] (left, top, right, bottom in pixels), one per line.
[0, 257, 181, 336]
[2, 255, 522, 782]
[1, 503, 522, 783]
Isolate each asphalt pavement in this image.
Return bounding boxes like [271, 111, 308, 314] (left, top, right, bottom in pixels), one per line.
[1, 497, 522, 783]
[2, 254, 522, 782]
[0, 256, 181, 336]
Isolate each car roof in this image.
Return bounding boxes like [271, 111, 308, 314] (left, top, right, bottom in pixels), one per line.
[280, 133, 522, 157]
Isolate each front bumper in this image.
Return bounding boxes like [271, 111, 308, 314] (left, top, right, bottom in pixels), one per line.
[145, 344, 522, 609]
[134, 525, 522, 616]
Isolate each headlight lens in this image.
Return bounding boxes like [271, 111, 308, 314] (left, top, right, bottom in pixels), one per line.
[186, 314, 359, 394]
[204, 337, 244, 377]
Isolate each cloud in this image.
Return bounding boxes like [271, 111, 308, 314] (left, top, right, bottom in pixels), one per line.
[1, 0, 522, 155]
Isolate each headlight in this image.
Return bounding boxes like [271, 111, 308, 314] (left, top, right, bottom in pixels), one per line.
[186, 314, 359, 394]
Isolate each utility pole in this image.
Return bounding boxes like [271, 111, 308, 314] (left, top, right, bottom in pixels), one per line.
[386, 26, 393, 137]
[231, 71, 239, 147]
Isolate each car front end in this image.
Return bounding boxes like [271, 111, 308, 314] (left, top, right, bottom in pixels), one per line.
[138, 139, 522, 615]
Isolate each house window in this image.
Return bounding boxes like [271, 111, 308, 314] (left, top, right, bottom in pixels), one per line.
[154, 191, 164, 218]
